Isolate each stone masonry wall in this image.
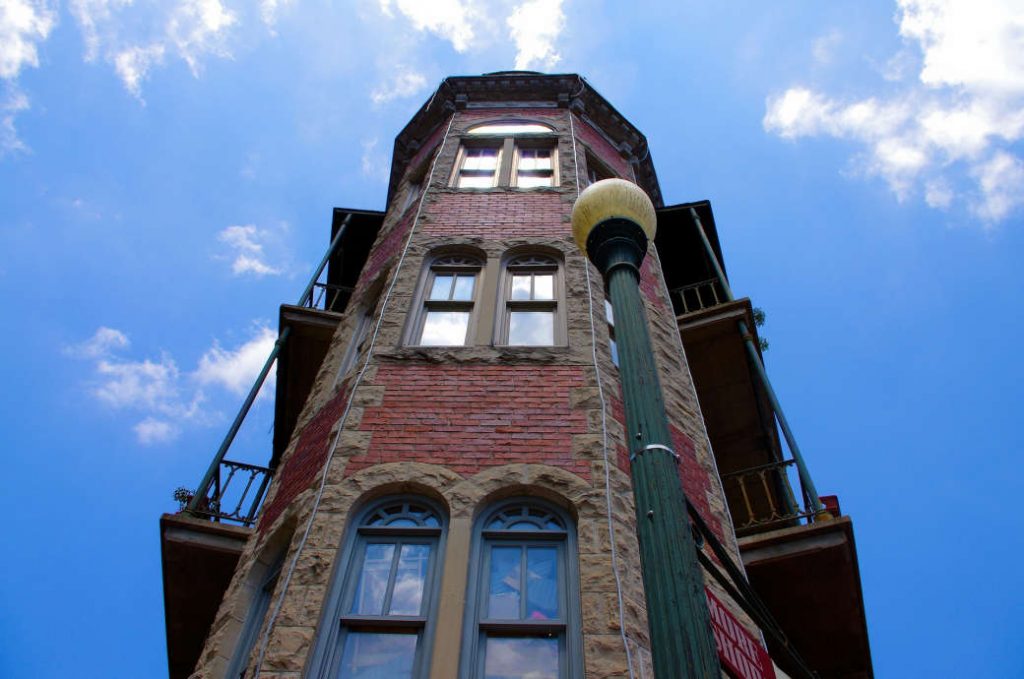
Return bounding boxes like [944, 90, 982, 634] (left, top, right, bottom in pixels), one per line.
[192, 94, 757, 679]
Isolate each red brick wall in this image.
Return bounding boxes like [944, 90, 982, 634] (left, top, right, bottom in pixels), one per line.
[608, 394, 725, 545]
[422, 192, 567, 238]
[574, 115, 632, 178]
[259, 387, 349, 533]
[347, 365, 590, 479]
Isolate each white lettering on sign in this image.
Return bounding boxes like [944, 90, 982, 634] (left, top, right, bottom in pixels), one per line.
[705, 588, 776, 679]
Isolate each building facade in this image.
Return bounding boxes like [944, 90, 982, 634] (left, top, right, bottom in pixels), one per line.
[160, 72, 872, 679]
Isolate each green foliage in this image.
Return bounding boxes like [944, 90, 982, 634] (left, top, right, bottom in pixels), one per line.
[752, 307, 766, 327]
[173, 486, 194, 511]
[759, 337, 769, 352]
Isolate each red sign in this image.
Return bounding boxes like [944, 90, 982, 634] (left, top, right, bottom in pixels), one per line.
[705, 588, 776, 679]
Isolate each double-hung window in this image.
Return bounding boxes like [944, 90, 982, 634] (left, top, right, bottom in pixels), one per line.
[461, 500, 582, 679]
[311, 499, 446, 679]
[225, 552, 284, 678]
[454, 123, 558, 189]
[415, 254, 482, 346]
[501, 254, 562, 346]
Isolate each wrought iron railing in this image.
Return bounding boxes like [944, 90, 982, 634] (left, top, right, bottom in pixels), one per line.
[669, 277, 727, 315]
[721, 459, 817, 533]
[192, 459, 273, 527]
[305, 282, 352, 313]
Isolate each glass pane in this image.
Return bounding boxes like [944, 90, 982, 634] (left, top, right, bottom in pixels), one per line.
[510, 275, 532, 301]
[610, 338, 618, 367]
[464, 148, 499, 170]
[429, 275, 453, 300]
[533, 274, 554, 300]
[350, 544, 395, 615]
[420, 311, 470, 346]
[507, 521, 540, 531]
[488, 546, 522, 619]
[519, 149, 551, 171]
[526, 547, 559, 620]
[389, 544, 431, 615]
[483, 636, 559, 679]
[516, 173, 553, 188]
[604, 299, 614, 324]
[508, 311, 554, 346]
[458, 173, 496, 188]
[468, 123, 552, 135]
[452, 274, 475, 301]
[337, 631, 417, 679]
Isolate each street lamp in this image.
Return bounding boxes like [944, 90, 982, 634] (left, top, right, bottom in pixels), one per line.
[572, 179, 721, 678]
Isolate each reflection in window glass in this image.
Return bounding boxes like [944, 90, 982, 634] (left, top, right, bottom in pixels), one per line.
[338, 631, 417, 679]
[488, 547, 522, 619]
[389, 544, 430, 616]
[509, 311, 554, 346]
[483, 636, 559, 679]
[526, 547, 559, 620]
[351, 544, 395, 615]
[510, 275, 532, 300]
[420, 311, 470, 346]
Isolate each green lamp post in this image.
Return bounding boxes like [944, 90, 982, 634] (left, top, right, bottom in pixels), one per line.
[572, 179, 721, 678]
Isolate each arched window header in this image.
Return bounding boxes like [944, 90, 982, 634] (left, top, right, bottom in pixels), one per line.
[466, 122, 554, 135]
[484, 503, 566, 532]
[363, 500, 443, 528]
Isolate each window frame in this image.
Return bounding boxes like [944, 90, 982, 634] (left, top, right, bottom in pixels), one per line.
[497, 252, 565, 347]
[225, 550, 285, 679]
[409, 253, 484, 347]
[451, 122, 559, 189]
[459, 498, 583, 679]
[308, 497, 448, 679]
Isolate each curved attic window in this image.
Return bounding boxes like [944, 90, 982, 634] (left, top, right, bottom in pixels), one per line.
[467, 122, 554, 135]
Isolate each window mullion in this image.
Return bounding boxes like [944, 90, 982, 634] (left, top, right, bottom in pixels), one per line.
[518, 545, 527, 621]
[381, 539, 403, 615]
[500, 138, 514, 186]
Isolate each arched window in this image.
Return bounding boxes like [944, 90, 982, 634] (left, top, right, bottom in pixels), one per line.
[460, 499, 582, 679]
[499, 254, 563, 346]
[453, 122, 558, 189]
[309, 498, 446, 679]
[411, 253, 483, 346]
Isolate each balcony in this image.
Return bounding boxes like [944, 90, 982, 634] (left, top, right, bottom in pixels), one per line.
[655, 201, 872, 677]
[160, 208, 384, 679]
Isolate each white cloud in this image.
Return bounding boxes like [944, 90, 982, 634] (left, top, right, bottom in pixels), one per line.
[218, 224, 282, 277]
[67, 323, 276, 444]
[195, 325, 276, 395]
[371, 68, 428, 105]
[378, 0, 477, 52]
[507, 0, 564, 70]
[0, 86, 29, 156]
[167, 0, 236, 76]
[361, 137, 389, 180]
[68, 0, 237, 98]
[69, 0, 132, 62]
[0, 0, 55, 79]
[64, 326, 130, 359]
[113, 43, 165, 100]
[812, 29, 843, 66]
[260, 0, 294, 31]
[764, 0, 1024, 224]
[134, 417, 179, 444]
[0, 0, 55, 154]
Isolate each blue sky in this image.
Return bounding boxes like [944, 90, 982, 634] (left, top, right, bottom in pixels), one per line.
[2, 1, 1023, 677]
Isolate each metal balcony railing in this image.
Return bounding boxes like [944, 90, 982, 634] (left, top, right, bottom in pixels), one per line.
[669, 277, 727, 315]
[305, 282, 352, 313]
[191, 459, 272, 527]
[721, 459, 817, 533]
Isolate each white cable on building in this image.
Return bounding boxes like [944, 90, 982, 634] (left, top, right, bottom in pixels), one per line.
[569, 106, 637, 679]
[252, 112, 457, 679]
